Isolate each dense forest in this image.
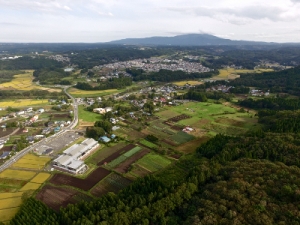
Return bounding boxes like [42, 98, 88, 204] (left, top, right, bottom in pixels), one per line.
[0, 89, 64, 98]
[33, 68, 69, 85]
[0, 56, 64, 70]
[126, 69, 216, 82]
[75, 77, 132, 90]
[230, 66, 300, 95]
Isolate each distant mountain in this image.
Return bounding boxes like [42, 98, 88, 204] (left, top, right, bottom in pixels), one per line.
[108, 33, 278, 46]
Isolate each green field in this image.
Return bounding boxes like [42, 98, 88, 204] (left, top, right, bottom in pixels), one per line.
[106, 146, 142, 169]
[68, 88, 123, 98]
[156, 102, 257, 136]
[139, 139, 158, 149]
[136, 153, 172, 172]
[170, 131, 195, 145]
[78, 105, 103, 122]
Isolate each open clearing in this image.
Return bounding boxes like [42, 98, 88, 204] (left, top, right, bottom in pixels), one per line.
[212, 68, 274, 80]
[172, 80, 203, 86]
[0, 70, 61, 92]
[68, 88, 121, 97]
[78, 105, 103, 123]
[0, 169, 36, 180]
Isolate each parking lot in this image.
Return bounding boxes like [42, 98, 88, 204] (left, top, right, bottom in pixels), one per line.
[34, 131, 81, 156]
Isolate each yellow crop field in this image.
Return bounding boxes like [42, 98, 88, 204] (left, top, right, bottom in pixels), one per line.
[213, 68, 274, 80]
[12, 154, 50, 170]
[19, 182, 41, 191]
[0, 192, 23, 200]
[173, 80, 203, 86]
[0, 197, 22, 210]
[0, 207, 20, 222]
[0, 99, 48, 108]
[69, 88, 120, 97]
[0, 70, 61, 92]
[21, 154, 50, 162]
[0, 169, 36, 180]
[30, 173, 51, 184]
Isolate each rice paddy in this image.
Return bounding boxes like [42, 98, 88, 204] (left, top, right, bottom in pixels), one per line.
[0, 169, 36, 180]
[19, 182, 42, 191]
[0, 70, 61, 92]
[0, 99, 48, 108]
[0, 207, 20, 222]
[69, 88, 121, 97]
[30, 173, 51, 184]
[12, 154, 51, 170]
[212, 68, 274, 80]
[0, 197, 22, 210]
[172, 80, 203, 86]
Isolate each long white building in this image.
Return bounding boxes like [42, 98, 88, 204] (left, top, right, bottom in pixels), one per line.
[53, 138, 99, 174]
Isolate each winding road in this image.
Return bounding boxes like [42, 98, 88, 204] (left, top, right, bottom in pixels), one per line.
[0, 86, 78, 172]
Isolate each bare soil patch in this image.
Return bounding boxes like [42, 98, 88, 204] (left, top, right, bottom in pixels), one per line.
[49, 167, 111, 191]
[128, 164, 151, 178]
[36, 185, 78, 211]
[215, 117, 245, 127]
[114, 149, 150, 173]
[167, 114, 191, 123]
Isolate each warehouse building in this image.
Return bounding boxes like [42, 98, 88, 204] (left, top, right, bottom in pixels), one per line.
[53, 138, 99, 174]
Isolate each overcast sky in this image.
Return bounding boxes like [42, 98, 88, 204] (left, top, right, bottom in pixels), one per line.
[1, 0, 300, 43]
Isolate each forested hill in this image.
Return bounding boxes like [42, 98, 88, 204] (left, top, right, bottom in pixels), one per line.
[231, 66, 300, 95]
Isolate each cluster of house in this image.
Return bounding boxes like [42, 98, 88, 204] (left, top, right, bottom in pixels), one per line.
[53, 138, 99, 174]
[0, 139, 10, 159]
[76, 97, 102, 106]
[93, 57, 210, 73]
[99, 134, 117, 143]
[1, 55, 22, 60]
[250, 89, 270, 97]
[41, 120, 71, 134]
[48, 54, 70, 63]
[26, 135, 45, 144]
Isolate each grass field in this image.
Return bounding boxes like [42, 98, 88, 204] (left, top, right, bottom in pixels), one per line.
[212, 68, 274, 80]
[20, 182, 42, 191]
[0, 99, 48, 108]
[78, 105, 103, 123]
[0, 169, 36, 180]
[136, 153, 171, 172]
[0, 70, 61, 92]
[173, 80, 203, 86]
[0, 207, 20, 222]
[30, 173, 51, 184]
[68, 88, 121, 97]
[170, 131, 195, 145]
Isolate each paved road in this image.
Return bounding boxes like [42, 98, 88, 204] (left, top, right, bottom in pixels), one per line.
[0, 86, 78, 172]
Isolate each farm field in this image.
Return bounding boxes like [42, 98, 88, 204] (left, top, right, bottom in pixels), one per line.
[0, 70, 61, 92]
[170, 131, 195, 145]
[0, 207, 20, 222]
[30, 173, 51, 184]
[212, 68, 274, 80]
[12, 154, 51, 170]
[91, 173, 132, 197]
[68, 88, 121, 97]
[0, 169, 36, 180]
[172, 80, 203, 86]
[0, 99, 48, 108]
[49, 167, 111, 191]
[20, 182, 42, 191]
[106, 146, 142, 169]
[156, 102, 257, 136]
[0, 197, 22, 210]
[139, 139, 158, 149]
[87, 142, 127, 165]
[135, 153, 172, 172]
[36, 185, 79, 212]
[115, 149, 150, 174]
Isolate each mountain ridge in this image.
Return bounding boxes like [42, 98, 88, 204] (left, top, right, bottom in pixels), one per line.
[108, 33, 295, 46]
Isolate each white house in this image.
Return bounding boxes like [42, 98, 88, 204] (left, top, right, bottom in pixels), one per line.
[37, 108, 45, 113]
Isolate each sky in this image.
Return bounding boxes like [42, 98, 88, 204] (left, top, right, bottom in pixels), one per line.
[0, 0, 300, 43]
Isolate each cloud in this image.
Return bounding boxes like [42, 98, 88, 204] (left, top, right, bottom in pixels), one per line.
[167, 4, 300, 24]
